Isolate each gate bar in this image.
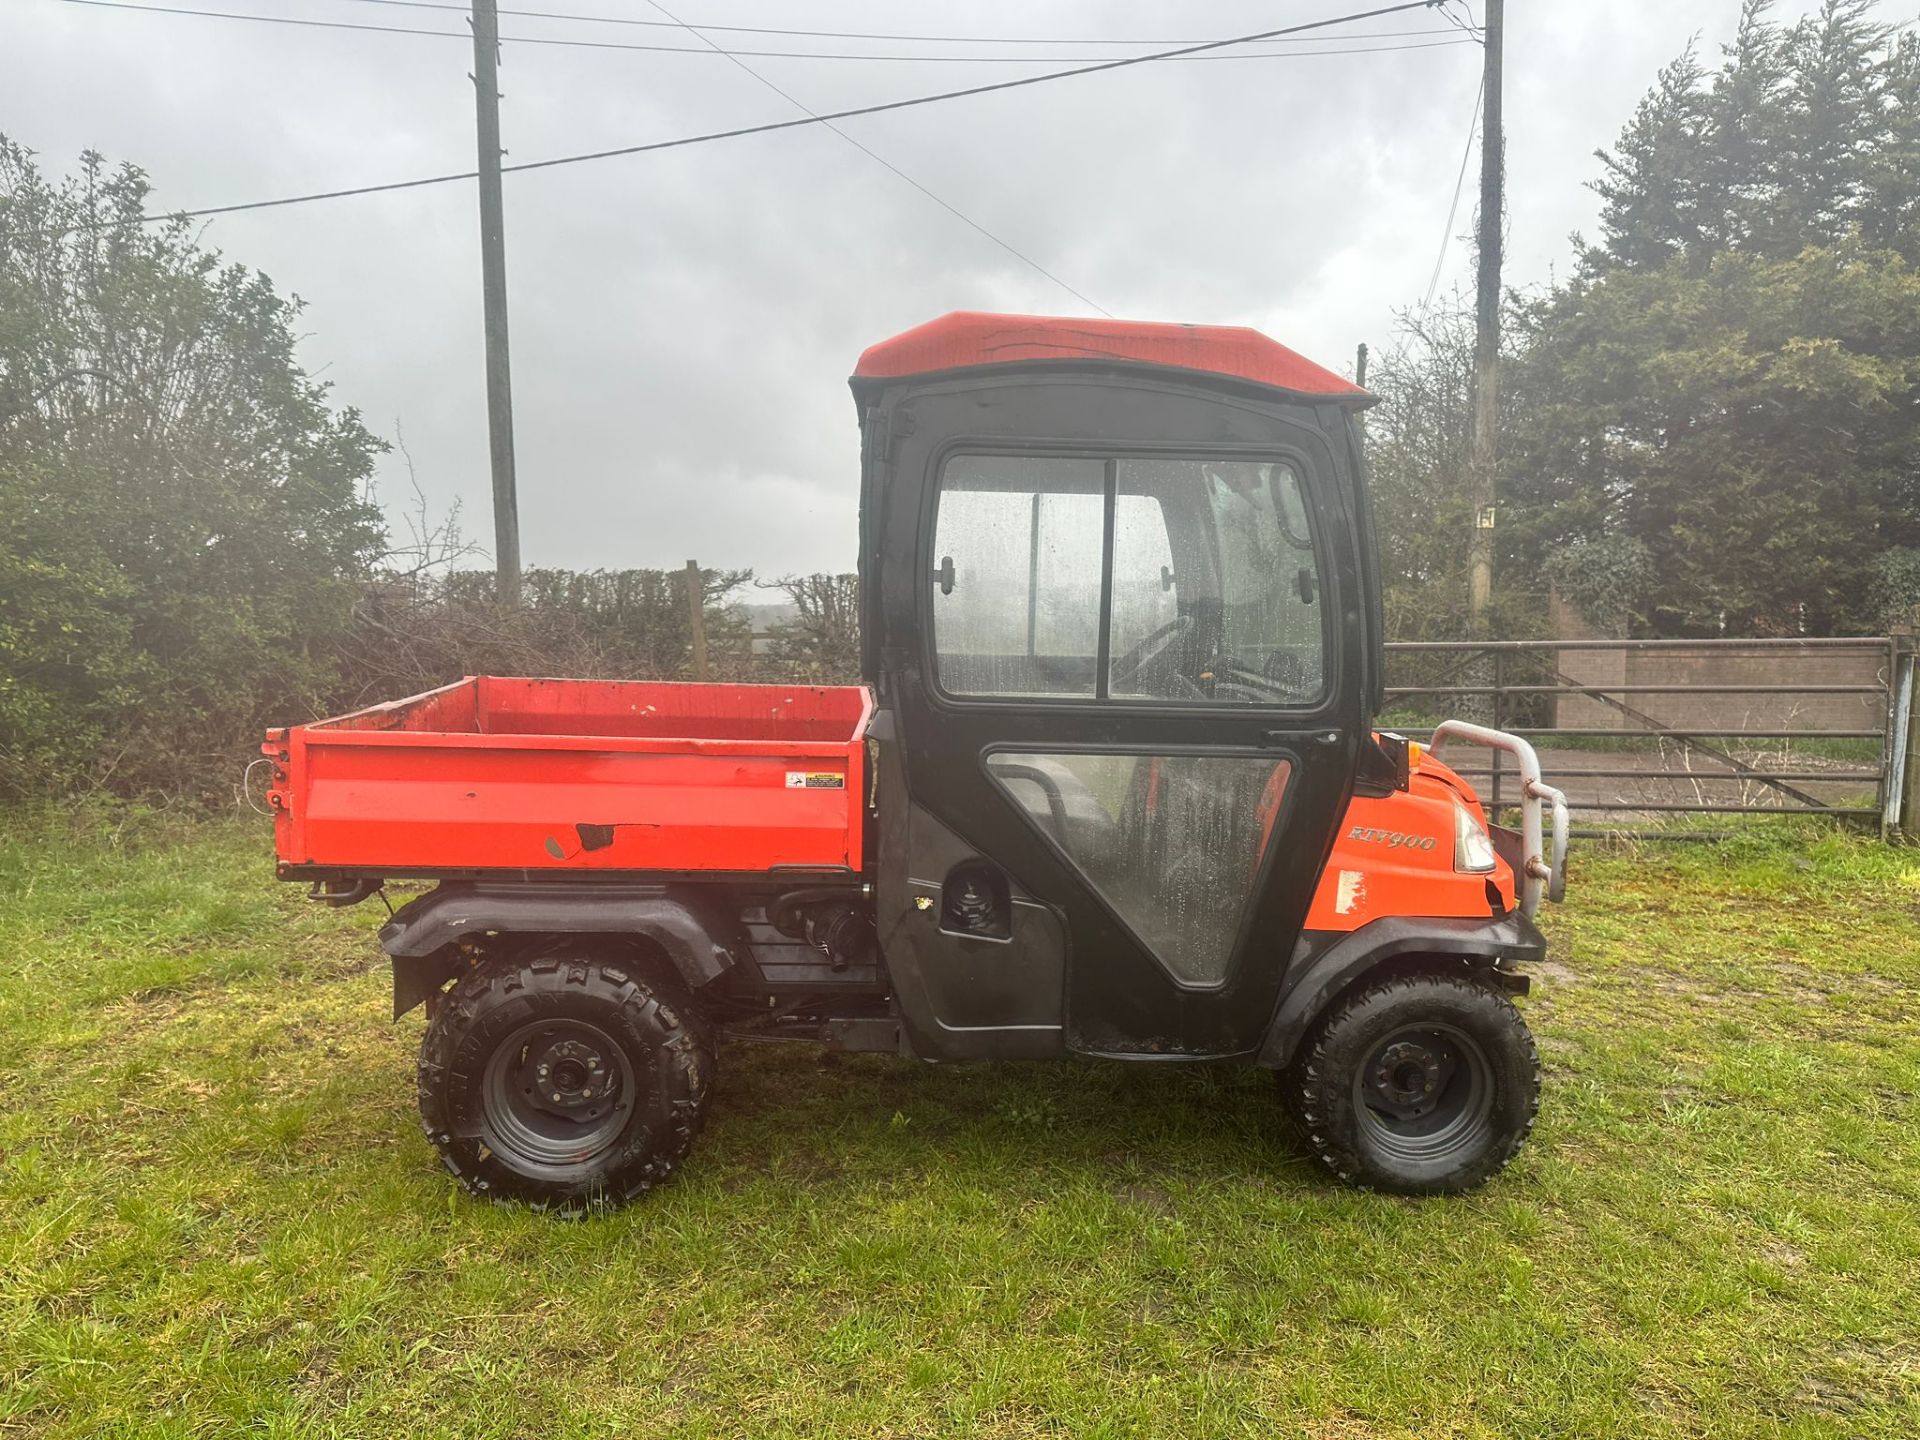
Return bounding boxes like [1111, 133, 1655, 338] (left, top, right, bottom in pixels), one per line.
[1444, 767, 1882, 783]
[1388, 683, 1885, 697]
[1499, 728, 1884, 740]
[1551, 801, 1880, 815]
[1385, 637, 1889, 652]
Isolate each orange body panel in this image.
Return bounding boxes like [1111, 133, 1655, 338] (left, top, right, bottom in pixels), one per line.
[266, 677, 872, 875]
[1304, 752, 1517, 931]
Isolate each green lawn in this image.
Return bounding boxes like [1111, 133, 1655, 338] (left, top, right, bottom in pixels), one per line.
[1, 813, 1917, 1438]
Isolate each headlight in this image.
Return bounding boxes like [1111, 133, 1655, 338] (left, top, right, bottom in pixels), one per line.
[1453, 797, 1497, 873]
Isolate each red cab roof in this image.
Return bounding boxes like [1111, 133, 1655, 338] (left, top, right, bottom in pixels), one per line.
[853, 311, 1369, 403]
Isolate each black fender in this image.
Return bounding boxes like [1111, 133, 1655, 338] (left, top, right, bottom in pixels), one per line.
[1257, 912, 1547, 1069]
[379, 881, 738, 1018]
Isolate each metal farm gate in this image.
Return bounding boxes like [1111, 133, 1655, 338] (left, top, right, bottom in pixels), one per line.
[1383, 636, 1915, 837]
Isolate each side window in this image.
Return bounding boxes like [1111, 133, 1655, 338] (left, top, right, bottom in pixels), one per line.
[1206, 461, 1326, 704]
[932, 454, 1327, 706]
[932, 456, 1106, 698]
[1111, 459, 1327, 705]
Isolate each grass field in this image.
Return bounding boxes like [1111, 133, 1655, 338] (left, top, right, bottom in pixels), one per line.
[1, 812, 1917, 1438]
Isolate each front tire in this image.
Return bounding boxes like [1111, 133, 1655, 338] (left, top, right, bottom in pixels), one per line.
[1281, 970, 1539, 1195]
[417, 950, 713, 1210]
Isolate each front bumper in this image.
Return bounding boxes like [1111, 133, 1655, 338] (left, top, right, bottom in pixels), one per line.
[1429, 720, 1569, 917]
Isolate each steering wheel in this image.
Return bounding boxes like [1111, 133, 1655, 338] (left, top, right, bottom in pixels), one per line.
[1108, 614, 1194, 697]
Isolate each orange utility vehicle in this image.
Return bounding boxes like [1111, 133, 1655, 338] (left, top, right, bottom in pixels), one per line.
[267, 313, 1567, 1208]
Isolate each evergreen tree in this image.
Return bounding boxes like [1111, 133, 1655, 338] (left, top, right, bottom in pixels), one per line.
[1506, 240, 1920, 634]
[1861, 30, 1920, 261]
[1766, 0, 1890, 252]
[1697, 0, 1789, 254]
[1401, 0, 1920, 637]
[1590, 46, 1712, 269]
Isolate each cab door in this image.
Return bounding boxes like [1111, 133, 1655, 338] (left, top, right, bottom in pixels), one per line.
[869, 375, 1366, 1060]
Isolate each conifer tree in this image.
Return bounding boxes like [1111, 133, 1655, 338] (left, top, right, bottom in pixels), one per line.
[1590, 46, 1712, 269]
[1370, 0, 1920, 637]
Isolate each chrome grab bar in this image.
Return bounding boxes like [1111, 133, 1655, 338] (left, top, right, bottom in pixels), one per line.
[1428, 719, 1569, 918]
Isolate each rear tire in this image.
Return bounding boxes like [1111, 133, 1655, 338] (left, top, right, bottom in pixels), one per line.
[1280, 970, 1539, 1195]
[417, 950, 713, 1210]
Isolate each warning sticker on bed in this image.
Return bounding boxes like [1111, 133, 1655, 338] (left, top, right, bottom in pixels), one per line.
[785, 771, 845, 789]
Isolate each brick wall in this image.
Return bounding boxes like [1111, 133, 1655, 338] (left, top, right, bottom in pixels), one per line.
[1555, 643, 1889, 732]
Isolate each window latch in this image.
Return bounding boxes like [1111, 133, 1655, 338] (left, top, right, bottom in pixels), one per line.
[933, 555, 956, 596]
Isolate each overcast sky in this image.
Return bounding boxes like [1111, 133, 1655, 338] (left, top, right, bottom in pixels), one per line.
[6, 0, 1840, 576]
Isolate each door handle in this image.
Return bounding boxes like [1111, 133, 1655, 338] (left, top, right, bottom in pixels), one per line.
[1263, 730, 1341, 745]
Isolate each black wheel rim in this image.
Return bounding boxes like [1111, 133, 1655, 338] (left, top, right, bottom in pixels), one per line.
[480, 1018, 638, 1179]
[1351, 1021, 1493, 1167]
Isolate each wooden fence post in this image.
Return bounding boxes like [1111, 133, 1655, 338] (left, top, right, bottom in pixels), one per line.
[684, 560, 710, 681]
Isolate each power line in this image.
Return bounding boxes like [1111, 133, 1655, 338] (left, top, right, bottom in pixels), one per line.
[7, 1, 1452, 241]
[1435, 0, 1485, 38]
[1423, 73, 1483, 313]
[639, 0, 1109, 316]
[336, 0, 1465, 48]
[50, 0, 1475, 63]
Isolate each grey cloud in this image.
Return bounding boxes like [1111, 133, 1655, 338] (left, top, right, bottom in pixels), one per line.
[4, 0, 1831, 576]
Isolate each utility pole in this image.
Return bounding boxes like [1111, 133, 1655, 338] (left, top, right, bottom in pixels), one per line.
[683, 561, 711, 680]
[1354, 343, 1370, 445]
[471, 0, 521, 606]
[1467, 0, 1504, 631]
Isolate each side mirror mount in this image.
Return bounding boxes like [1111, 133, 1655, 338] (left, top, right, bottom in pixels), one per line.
[1355, 730, 1412, 796]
